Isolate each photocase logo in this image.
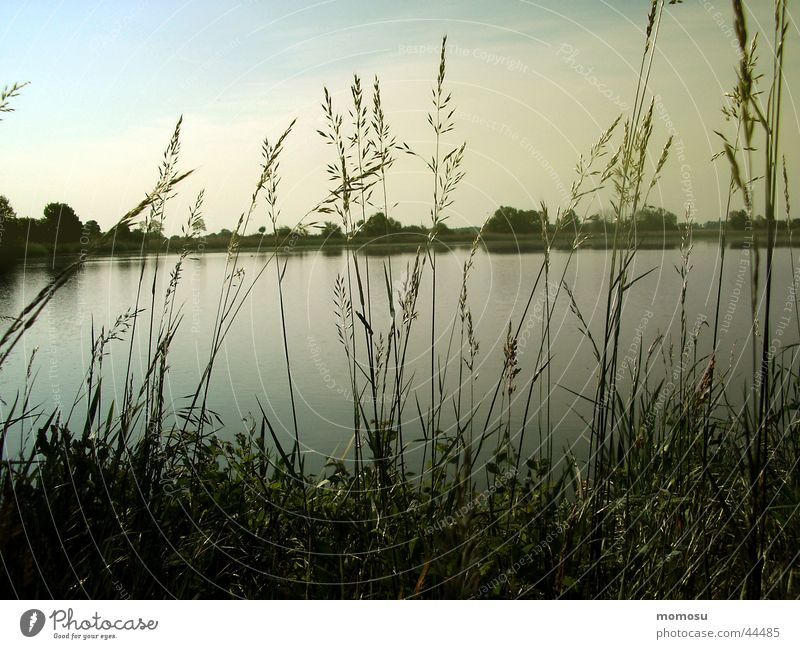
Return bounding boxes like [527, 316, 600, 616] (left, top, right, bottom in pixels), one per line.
[20, 609, 45, 637]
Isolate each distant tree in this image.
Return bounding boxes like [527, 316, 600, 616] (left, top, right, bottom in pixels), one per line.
[586, 213, 606, 233]
[276, 226, 292, 238]
[111, 222, 134, 240]
[319, 221, 343, 239]
[635, 206, 678, 231]
[146, 219, 165, 237]
[728, 209, 749, 230]
[42, 202, 83, 242]
[403, 224, 427, 235]
[358, 212, 403, 237]
[83, 219, 101, 239]
[0, 195, 17, 235]
[0, 195, 16, 221]
[0, 194, 27, 248]
[484, 206, 541, 234]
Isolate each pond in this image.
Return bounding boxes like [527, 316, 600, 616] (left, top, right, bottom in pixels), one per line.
[1, 242, 797, 471]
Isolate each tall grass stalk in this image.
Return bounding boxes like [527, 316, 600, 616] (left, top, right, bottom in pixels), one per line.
[1, 0, 798, 599]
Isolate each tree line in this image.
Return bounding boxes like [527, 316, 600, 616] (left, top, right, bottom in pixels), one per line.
[0, 195, 142, 252]
[480, 205, 795, 234]
[0, 194, 788, 265]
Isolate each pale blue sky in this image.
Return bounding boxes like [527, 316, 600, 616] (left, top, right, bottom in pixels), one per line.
[1, 0, 798, 233]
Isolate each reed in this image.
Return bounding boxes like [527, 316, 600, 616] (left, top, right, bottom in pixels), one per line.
[0, 0, 798, 599]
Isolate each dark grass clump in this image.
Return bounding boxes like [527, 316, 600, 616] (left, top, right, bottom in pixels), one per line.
[1, 0, 799, 599]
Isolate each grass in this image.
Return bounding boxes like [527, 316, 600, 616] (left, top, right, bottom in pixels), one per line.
[1, 0, 798, 599]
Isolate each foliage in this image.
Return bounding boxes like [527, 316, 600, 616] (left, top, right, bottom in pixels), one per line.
[42, 201, 83, 242]
[0, 194, 15, 221]
[1, 0, 798, 601]
[83, 219, 101, 239]
[635, 205, 679, 230]
[356, 211, 403, 237]
[484, 205, 541, 234]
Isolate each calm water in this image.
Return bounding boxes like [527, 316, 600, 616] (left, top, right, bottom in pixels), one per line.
[1, 243, 798, 467]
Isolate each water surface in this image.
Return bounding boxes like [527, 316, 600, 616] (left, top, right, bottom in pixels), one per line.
[1, 243, 797, 468]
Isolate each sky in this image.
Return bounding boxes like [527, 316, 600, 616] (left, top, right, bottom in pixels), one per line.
[1, 0, 799, 234]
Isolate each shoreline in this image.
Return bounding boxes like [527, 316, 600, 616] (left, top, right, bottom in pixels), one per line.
[2, 228, 794, 268]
